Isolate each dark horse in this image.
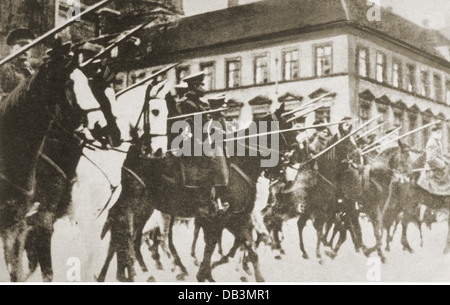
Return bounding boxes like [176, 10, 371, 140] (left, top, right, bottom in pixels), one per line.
[97, 92, 296, 282]
[394, 145, 450, 254]
[0, 43, 119, 281]
[24, 61, 122, 282]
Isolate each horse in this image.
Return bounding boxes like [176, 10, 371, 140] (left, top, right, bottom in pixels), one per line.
[0, 42, 118, 281]
[23, 61, 122, 282]
[97, 92, 296, 282]
[394, 145, 450, 254]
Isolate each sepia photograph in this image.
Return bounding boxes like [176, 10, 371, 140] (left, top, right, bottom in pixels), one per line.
[0, 0, 449, 285]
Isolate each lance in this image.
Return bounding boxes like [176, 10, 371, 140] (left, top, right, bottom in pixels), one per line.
[286, 102, 331, 123]
[282, 92, 336, 118]
[0, 0, 114, 68]
[356, 122, 386, 140]
[361, 126, 402, 152]
[168, 107, 228, 121]
[115, 63, 180, 98]
[80, 20, 156, 68]
[306, 114, 382, 163]
[223, 119, 359, 142]
[361, 120, 441, 156]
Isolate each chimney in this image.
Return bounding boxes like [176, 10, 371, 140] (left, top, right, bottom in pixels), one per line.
[228, 0, 239, 7]
[423, 19, 430, 28]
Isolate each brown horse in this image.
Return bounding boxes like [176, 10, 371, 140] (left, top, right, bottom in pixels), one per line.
[0, 43, 116, 281]
[97, 93, 294, 282]
[395, 146, 450, 254]
[24, 63, 122, 282]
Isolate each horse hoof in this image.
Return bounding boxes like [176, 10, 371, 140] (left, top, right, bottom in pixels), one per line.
[274, 255, 282, 260]
[193, 259, 199, 267]
[318, 260, 325, 265]
[443, 247, 450, 255]
[302, 253, 309, 260]
[176, 272, 188, 281]
[240, 276, 248, 282]
[156, 263, 163, 271]
[385, 247, 390, 252]
[325, 250, 337, 260]
[402, 246, 414, 254]
[147, 276, 156, 282]
[381, 257, 387, 264]
[280, 249, 286, 255]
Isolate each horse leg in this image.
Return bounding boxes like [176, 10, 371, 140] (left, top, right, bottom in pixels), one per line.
[443, 200, 450, 255]
[1, 220, 28, 282]
[96, 240, 115, 282]
[197, 222, 221, 282]
[167, 216, 189, 280]
[191, 219, 201, 266]
[144, 231, 163, 270]
[297, 213, 309, 259]
[372, 216, 386, 264]
[133, 208, 154, 276]
[314, 221, 325, 265]
[401, 211, 414, 253]
[211, 238, 240, 269]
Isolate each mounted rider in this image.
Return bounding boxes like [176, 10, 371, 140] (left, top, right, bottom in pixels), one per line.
[177, 72, 230, 212]
[417, 121, 450, 196]
[0, 28, 36, 102]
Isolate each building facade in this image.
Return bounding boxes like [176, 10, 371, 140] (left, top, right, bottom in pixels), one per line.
[115, 0, 450, 153]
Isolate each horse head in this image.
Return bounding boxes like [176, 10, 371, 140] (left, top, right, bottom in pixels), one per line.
[135, 81, 170, 160]
[35, 39, 122, 148]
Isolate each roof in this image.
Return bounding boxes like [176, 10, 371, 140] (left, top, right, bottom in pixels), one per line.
[142, 0, 450, 66]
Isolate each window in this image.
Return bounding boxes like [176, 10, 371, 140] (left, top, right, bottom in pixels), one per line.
[357, 48, 369, 77]
[393, 109, 403, 129]
[392, 61, 402, 88]
[447, 80, 450, 105]
[254, 54, 269, 84]
[315, 44, 332, 77]
[422, 116, 431, 148]
[376, 52, 386, 83]
[420, 69, 430, 97]
[226, 59, 241, 88]
[200, 62, 215, 91]
[176, 66, 190, 84]
[282, 49, 299, 81]
[315, 107, 331, 123]
[434, 74, 443, 102]
[408, 114, 417, 148]
[150, 70, 167, 82]
[405, 64, 415, 92]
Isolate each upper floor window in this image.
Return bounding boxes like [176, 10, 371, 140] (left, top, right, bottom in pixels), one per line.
[392, 61, 402, 88]
[447, 80, 450, 105]
[420, 69, 430, 97]
[357, 48, 369, 77]
[282, 49, 299, 81]
[176, 66, 190, 84]
[376, 52, 386, 83]
[315, 44, 332, 77]
[433, 73, 443, 102]
[405, 64, 416, 92]
[226, 58, 241, 88]
[254, 54, 269, 85]
[200, 62, 215, 91]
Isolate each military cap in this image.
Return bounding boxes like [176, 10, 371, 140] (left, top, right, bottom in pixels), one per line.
[6, 28, 35, 46]
[208, 93, 227, 109]
[183, 71, 205, 86]
[313, 119, 327, 131]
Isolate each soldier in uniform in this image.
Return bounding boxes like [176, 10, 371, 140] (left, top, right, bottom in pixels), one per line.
[178, 72, 230, 212]
[0, 28, 36, 102]
[417, 122, 450, 196]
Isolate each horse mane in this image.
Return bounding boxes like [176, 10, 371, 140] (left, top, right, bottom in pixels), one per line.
[0, 70, 40, 117]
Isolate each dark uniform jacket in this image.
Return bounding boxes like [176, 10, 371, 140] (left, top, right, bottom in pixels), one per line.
[0, 59, 34, 102]
[178, 92, 229, 188]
